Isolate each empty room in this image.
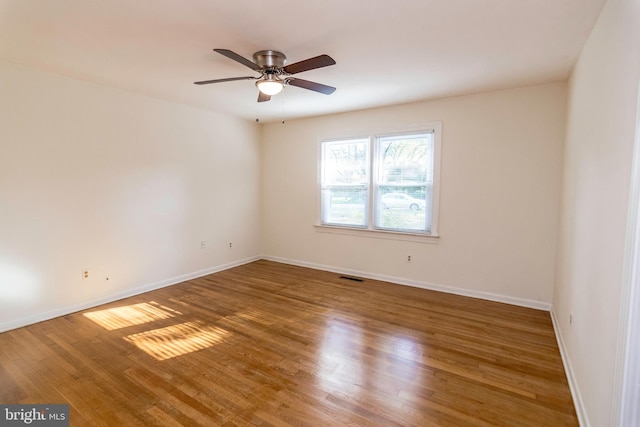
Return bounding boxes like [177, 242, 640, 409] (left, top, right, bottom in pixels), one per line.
[1, 0, 639, 426]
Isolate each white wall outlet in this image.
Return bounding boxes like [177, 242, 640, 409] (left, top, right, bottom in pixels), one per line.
[201, 240, 206, 249]
[407, 254, 412, 263]
[229, 242, 233, 249]
[82, 269, 89, 279]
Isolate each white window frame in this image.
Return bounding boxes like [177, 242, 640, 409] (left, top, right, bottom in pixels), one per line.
[315, 123, 442, 243]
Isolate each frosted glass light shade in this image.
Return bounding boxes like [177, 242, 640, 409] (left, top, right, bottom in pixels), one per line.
[256, 77, 284, 95]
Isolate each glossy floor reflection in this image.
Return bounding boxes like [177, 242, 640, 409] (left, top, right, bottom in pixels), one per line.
[315, 314, 433, 424]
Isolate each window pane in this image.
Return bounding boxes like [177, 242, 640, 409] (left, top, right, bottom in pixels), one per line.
[321, 186, 367, 226]
[321, 139, 369, 227]
[374, 133, 433, 232]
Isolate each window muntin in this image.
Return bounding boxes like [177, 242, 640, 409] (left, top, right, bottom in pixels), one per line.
[320, 125, 440, 237]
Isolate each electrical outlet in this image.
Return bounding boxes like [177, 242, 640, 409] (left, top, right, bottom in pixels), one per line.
[82, 269, 89, 279]
[201, 240, 206, 249]
[407, 254, 412, 263]
[229, 242, 233, 249]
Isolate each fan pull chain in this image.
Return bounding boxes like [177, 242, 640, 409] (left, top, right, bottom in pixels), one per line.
[281, 89, 286, 124]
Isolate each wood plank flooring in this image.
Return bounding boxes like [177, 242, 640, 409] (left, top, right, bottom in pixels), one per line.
[0, 260, 578, 426]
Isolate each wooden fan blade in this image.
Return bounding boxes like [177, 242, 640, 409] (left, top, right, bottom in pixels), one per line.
[283, 54, 336, 75]
[214, 49, 261, 71]
[257, 92, 271, 102]
[287, 78, 336, 95]
[194, 76, 255, 85]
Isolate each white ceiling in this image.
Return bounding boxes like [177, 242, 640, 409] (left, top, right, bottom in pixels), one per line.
[0, 0, 606, 123]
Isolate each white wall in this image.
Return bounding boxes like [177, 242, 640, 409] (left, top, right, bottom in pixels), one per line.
[0, 60, 262, 331]
[261, 83, 566, 307]
[553, 0, 640, 425]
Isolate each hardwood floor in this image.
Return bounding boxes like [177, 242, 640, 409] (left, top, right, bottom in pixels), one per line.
[0, 260, 577, 426]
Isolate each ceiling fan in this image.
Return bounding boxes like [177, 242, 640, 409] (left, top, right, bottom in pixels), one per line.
[194, 49, 336, 102]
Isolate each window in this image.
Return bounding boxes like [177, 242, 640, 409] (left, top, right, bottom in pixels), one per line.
[319, 124, 441, 239]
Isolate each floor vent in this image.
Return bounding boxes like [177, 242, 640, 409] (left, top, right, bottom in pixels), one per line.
[339, 275, 364, 282]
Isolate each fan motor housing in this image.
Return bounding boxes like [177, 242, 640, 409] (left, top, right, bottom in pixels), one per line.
[253, 50, 287, 69]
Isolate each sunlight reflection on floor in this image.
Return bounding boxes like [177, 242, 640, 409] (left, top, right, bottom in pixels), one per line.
[124, 320, 230, 360]
[83, 301, 182, 330]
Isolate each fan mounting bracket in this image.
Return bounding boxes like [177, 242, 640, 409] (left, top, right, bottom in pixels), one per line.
[253, 50, 287, 69]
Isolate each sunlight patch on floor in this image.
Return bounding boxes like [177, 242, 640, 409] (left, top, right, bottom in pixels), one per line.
[83, 301, 181, 330]
[124, 320, 230, 360]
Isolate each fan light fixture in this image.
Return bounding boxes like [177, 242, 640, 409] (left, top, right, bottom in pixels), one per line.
[256, 75, 284, 96]
[194, 49, 337, 101]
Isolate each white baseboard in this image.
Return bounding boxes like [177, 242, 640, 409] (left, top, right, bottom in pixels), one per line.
[550, 307, 589, 427]
[261, 255, 552, 311]
[1, 255, 550, 333]
[2, 254, 551, 330]
[0, 256, 260, 333]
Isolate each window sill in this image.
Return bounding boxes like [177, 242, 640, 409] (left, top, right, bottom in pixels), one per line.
[314, 224, 440, 244]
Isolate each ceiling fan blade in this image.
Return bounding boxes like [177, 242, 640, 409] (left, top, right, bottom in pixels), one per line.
[283, 54, 336, 75]
[287, 78, 336, 95]
[214, 49, 261, 71]
[194, 76, 256, 85]
[257, 92, 271, 103]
